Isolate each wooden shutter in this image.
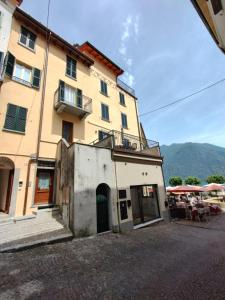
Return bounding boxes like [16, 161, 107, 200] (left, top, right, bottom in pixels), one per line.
[100, 80, 104, 93]
[211, 0, 223, 14]
[16, 107, 27, 132]
[5, 52, 15, 77]
[104, 82, 108, 95]
[77, 89, 83, 108]
[59, 80, 65, 101]
[32, 68, 41, 88]
[4, 104, 17, 130]
[66, 56, 71, 76]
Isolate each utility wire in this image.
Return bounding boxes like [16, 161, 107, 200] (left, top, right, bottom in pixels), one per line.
[139, 78, 225, 117]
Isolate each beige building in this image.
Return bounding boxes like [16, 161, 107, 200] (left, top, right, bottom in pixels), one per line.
[191, 0, 225, 53]
[0, 7, 166, 235]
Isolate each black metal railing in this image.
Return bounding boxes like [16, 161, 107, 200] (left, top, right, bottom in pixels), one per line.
[117, 79, 135, 97]
[90, 130, 160, 156]
[55, 86, 92, 113]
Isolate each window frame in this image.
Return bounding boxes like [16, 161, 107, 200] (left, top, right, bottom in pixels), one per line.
[121, 113, 128, 129]
[12, 62, 32, 87]
[101, 103, 110, 122]
[19, 26, 37, 51]
[119, 92, 126, 106]
[100, 80, 108, 96]
[66, 55, 77, 79]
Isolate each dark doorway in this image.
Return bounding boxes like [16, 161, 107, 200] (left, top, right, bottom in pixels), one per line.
[96, 183, 110, 233]
[130, 185, 160, 226]
[62, 121, 73, 144]
[0, 157, 15, 214]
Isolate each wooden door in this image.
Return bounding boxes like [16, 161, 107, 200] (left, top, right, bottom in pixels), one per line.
[62, 121, 73, 144]
[35, 170, 54, 205]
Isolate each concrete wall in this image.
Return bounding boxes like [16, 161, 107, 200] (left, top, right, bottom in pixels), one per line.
[115, 161, 167, 227]
[0, 0, 16, 55]
[72, 144, 118, 237]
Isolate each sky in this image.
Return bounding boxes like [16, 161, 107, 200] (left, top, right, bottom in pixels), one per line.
[21, 0, 225, 147]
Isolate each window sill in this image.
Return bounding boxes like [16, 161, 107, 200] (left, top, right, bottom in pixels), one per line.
[101, 118, 110, 123]
[3, 128, 25, 135]
[18, 41, 36, 53]
[65, 73, 77, 81]
[120, 103, 126, 107]
[12, 76, 39, 90]
[122, 126, 129, 130]
[100, 91, 109, 97]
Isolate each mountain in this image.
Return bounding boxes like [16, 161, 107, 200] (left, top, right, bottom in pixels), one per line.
[160, 143, 225, 186]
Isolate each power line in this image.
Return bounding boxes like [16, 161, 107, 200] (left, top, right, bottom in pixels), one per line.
[139, 78, 225, 117]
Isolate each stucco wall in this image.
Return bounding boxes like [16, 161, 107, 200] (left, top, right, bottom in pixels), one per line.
[72, 144, 117, 236]
[115, 161, 166, 223]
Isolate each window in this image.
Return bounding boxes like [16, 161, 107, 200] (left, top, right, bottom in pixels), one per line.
[119, 190, 127, 199]
[100, 80, 108, 96]
[5, 52, 41, 89]
[119, 92, 125, 106]
[121, 113, 128, 129]
[101, 103, 109, 121]
[58, 80, 83, 108]
[99, 130, 109, 141]
[13, 63, 32, 84]
[211, 0, 223, 15]
[4, 103, 27, 133]
[0, 51, 3, 77]
[19, 26, 36, 50]
[66, 56, 76, 79]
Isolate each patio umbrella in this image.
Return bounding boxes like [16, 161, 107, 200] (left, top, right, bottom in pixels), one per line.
[203, 183, 225, 192]
[167, 185, 204, 193]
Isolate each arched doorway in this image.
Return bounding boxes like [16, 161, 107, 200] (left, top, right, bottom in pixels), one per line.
[96, 183, 110, 233]
[0, 157, 14, 214]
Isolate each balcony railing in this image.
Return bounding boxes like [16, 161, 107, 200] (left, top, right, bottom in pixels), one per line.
[54, 86, 92, 119]
[117, 78, 135, 97]
[90, 130, 161, 157]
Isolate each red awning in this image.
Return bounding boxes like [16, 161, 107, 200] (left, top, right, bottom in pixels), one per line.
[203, 184, 225, 192]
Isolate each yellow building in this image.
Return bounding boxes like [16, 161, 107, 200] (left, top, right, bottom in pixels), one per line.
[0, 7, 166, 235]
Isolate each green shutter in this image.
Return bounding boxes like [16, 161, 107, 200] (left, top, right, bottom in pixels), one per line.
[101, 80, 104, 93]
[77, 89, 83, 108]
[16, 107, 27, 132]
[5, 52, 15, 77]
[28, 31, 36, 49]
[59, 80, 65, 101]
[4, 104, 27, 133]
[32, 68, 41, 88]
[211, 0, 223, 14]
[4, 104, 17, 130]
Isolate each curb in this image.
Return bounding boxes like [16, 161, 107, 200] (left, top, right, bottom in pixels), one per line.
[0, 233, 73, 253]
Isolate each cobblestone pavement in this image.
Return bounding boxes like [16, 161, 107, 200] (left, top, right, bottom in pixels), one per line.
[1, 216, 225, 300]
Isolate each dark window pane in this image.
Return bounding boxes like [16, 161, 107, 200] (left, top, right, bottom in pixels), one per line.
[119, 190, 127, 199]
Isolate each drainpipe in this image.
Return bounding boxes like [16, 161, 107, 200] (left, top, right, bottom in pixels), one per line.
[113, 159, 121, 233]
[23, 158, 36, 215]
[24, 1, 51, 215]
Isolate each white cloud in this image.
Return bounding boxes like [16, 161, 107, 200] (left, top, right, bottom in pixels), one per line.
[134, 15, 140, 36]
[119, 14, 140, 87]
[123, 72, 135, 87]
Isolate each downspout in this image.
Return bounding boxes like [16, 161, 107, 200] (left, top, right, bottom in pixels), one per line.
[23, 158, 36, 215]
[113, 156, 121, 233]
[23, 1, 51, 215]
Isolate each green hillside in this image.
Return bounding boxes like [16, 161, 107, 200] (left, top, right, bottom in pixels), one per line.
[160, 143, 225, 186]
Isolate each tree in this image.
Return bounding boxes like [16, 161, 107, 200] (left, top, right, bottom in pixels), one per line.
[169, 176, 182, 186]
[206, 174, 225, 184]
[184, 176, 201, 186]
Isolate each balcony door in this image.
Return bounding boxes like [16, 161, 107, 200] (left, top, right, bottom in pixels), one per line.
[62, 121, 73, 144]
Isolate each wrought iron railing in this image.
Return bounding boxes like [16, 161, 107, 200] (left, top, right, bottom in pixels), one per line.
[55, 86, 92, 113]
[90, 130, 160, 156]
[117, 78, 135, 97]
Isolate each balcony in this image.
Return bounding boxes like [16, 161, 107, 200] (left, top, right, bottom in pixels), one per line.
[90, 130, 161, 157]
[117, 78, 135, 97]
[54, 85, 92, 119]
